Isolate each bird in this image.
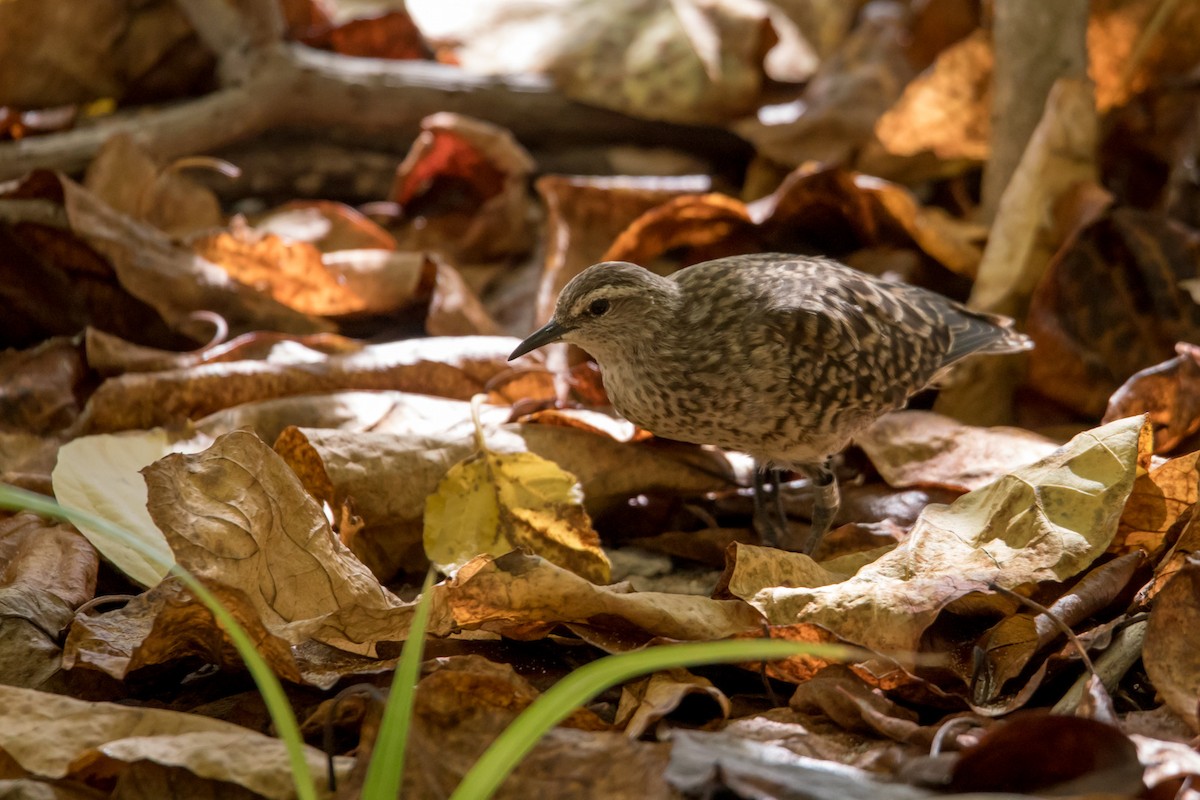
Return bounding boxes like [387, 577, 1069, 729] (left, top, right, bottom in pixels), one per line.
[508, 253, 1033, 552]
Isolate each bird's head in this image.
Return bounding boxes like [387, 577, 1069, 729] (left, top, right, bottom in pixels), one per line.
[508, 262, 677, 361]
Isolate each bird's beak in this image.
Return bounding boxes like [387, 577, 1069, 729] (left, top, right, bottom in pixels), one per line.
[508, 320, 572, 360]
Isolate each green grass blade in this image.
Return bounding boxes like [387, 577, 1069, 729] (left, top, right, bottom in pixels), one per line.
[450, 638, 859, 800]
[361, 569, 437, 798]
[0, 484, 320, 800]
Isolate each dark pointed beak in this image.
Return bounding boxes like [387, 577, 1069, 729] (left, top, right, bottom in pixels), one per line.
[508, 319, 571, 360]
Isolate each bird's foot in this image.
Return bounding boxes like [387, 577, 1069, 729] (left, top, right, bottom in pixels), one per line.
[753, 466, 792, 548]
[799, 462, 840, 555]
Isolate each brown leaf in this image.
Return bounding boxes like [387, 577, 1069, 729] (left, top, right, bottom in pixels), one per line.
[615, 668, 730, 738]
[856, 411, 1059, 492]
[251, 200, 397, 253]
[432, 551, 763, 645]
[63, 578, 303, 684]
[0, 685, 347, 790]
[1115, 449, 1200, 556]
[425, 259, 501, 336]
[1026, 208, 1200, 417]
[1105, 342, 1200, 453]
[84, 134, 222, 238]
[0, 513, 98, 688]
[534, 175, 711, 325]
[948, 712, 1143, 795]
[78, 336, 526, 433]
[326, 10, 431, 60]
[191, 221, 373, 317]
[0, 337, 86, 434]
[1144, 555, 1200, 732]
[390, 113, 535, 262]
[144, 431, 416, 657]
[60, 176, 331, 337]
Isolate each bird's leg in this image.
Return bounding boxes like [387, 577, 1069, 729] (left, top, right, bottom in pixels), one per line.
[752, 463, 791, 548]
[799, 459, 839, 554]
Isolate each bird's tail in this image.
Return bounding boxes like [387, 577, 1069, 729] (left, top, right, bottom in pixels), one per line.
[942, 308, 1034, 364]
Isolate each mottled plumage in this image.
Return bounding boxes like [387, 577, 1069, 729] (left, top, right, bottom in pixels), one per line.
[510, 253, 1032, 550]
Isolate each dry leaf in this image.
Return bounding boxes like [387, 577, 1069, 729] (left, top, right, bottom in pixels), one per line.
[615, 668, 730, 738]
[0, 337, 86, 434]
[1115, 449, 1200, 555]
[1104, 342, 1200, 453]
[63, 577, 303, 684]
[0, 513, 97, 688]
[252, 200, 396, 252]
[78, 336, 529, 433]
[84, 133, 222, 238]
[143, 430, 416, 656]
[390, 112, 535, 262]
[856, 410, 1059, 492]
[1145, 556, 1200, 733]
[936, 78, 1098, 425]
[0, 684, 348, 794]
[432, 551, 763, 645]
[424, 433, 611, 584]
[725, 416, 1148, 656]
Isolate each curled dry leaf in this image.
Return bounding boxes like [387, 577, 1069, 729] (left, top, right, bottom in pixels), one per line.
[725, 416, 1148, 656]
[615, 668, 730, 739]
[426, 258, 502, 336]
[0, 684, 348, 791]
[856, 410, 1059, 492]
[191, 220, 374, 317]
[872, 28, 992, 164]
[252, 199, 397, 253]
[78, 336, 529, 433]
[390, 112, 535, 262]
[63, 577, 303, 684]
[1104, 342, 1200, 454]
[431, 551, 763, 645]
[143, 430, 416, 657]
[1115, 449, 1200, 556]
[83, 133, 222, 238]
[602, 165, 980, 279]
[0, 336, 86, 434]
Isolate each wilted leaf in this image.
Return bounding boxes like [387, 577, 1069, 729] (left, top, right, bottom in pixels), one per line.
[948, 713, 1143, 795]
[426, 258, 502, 336]
[144, 430, 416, 656]
[60, 176, 332, 336]
[873, 29, 992, 163]
[191, 221, 373, 316]
[252, 200, 396, 253]
[424, 440, 611, 584]
[326, 10, 431, 60]
[275, 397, 733, 581]
[1115, 449, 1199, 555]
[726, 416, 1148, 655]
[856, 411, 1059, 492]
[0, 337, 85, 434]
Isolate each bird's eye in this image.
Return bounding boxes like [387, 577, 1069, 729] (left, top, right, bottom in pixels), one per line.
[588, 298, 611, 316]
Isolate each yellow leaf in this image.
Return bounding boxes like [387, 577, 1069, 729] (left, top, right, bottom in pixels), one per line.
[424, 398, 610, 583]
